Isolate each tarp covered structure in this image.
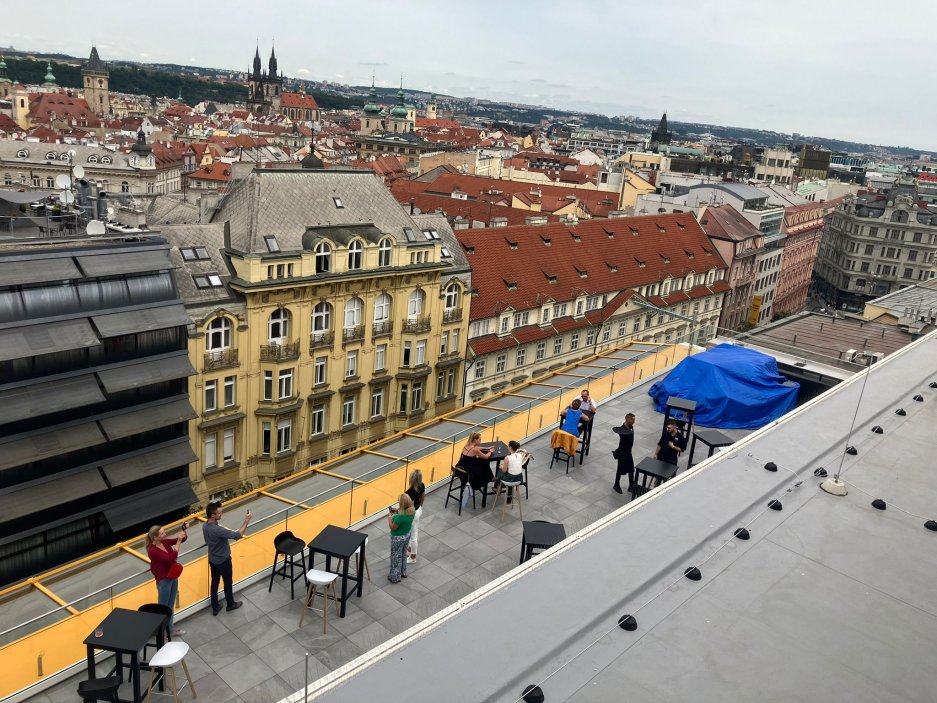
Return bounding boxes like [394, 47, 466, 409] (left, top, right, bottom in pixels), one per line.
[648, 343, 799, 429]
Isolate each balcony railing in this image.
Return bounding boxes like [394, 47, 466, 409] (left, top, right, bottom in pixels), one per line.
[260, 340, 300, 362]
[401, 316, 431, 333]
[203, 348, 239, 371]
[372, 320, 394, 338]
[343, 325, 365, 344]
[310, 330, 334, 351]
[443, 308, 462, 323]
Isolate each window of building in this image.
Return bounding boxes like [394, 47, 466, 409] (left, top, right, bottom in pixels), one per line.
[444, 283, 460, 310]
[402, 341, 413, 367]
[536, 341, 546, 360]
[268, 308, 290, 343]
[602, 325, 611, 342]
[375, 343, 387, 371]
[346, 350, 358, 377]
[223, 428, 235, 464]
[474, 359, 487, 379]
[437, 372, 446, 399]
[516, 348, 526, 366]
[263, 370, 274, 401]
[348, 240, 363, 270]
[312, 302, 331, 334]
[378, 238, 393, 267]
[46, 176, 54, 189]
[315, 242, 332, 273]
[371, 387, 384, 417]
[278, 369, 293, 399]
[451, 329, 459, 353]
[121, 181, 130, 193]
[447, 368, 456, 396]
[398, 383, 409, 413]
[440, 331, 449, 355]
[204, 433, 217, 469]
[632, 318, 641, 333]
[374, 293, 391, 322]
[512, 311, 529, 327]
[342, 396, 356, 426]
[407, 289, 425, 319]
[276, 418, 292, 453]
[313, 357, 327, 386]
[570, 333, 580, 350]
[904, 268, 913, 279]
[412, 382, 423, 411]
[500, 317, 510, 334]
[344, 297, 362, 329]
[586, 330, 595, 346]
[310, 404, 326, 436]
[224, 376, 236, 406]
[495, 354, 506, 373]
[554, 337, 563, 355]
[415, 339, 426, 366]
[206, 317, 231, 351]
[204, 379, 217, 411]
[264, 235, 281, 252]
[261, 421, 272, 455]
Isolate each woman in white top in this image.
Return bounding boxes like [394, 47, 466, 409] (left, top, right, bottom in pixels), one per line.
[498, 440, 529, 484]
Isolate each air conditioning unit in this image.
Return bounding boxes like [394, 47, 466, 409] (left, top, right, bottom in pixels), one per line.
[869, 352, 885, 364]
[844, 348, 858, 362]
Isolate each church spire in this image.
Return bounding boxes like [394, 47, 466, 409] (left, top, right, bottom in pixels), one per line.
[269, 42, 278, 78]
[42, 62, 58, 88]
[253, 44, 262, 77]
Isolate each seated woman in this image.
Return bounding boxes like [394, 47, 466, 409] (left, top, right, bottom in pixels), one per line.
[559, 398, 587, 436]
[497, 440, 529, 485]
[456, 431, 495, 491]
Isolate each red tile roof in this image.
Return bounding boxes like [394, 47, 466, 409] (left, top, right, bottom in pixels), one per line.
[280, 92, 319, 109]
[27, 93, 101, 127]
[457, 212, 728, 319]
[389, 188, 560, 227]
[190, 162, 232, 182]
[698, 204, 761, 242]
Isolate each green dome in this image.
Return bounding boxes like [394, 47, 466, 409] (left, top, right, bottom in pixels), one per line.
[390, 104, 408, 118]
[43, 62, 57, 85]
[364, 102, 382, 115]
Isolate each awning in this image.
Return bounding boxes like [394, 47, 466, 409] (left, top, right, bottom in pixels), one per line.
[0, 257, 82, 286]
[0, 318, 100, 362]
[96, 353, 195, 394]
[103, 477, 198, 532]
[99, 397, 196, 440]
[76, 249, 173, 277]
[0, 420, 105, 471]
[102, 439, 198, 486]
[0, 374, 105, 425]
[3, 468, 108, 522]
[92, 304, 190, 337]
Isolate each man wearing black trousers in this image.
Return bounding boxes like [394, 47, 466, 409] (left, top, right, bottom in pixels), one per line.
[203, 501, 252, 616]
[612, 413, 636, 494]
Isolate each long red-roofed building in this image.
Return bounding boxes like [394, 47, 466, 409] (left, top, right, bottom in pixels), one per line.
[458, 212, 729, 398]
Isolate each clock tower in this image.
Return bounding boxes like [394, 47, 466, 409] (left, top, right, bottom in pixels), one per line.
[83, 46, 110, 117]
[129, 129, 154, 170]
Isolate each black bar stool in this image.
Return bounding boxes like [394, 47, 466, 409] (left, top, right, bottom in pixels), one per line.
[78, 676, 120, 703]
[268, 530, 307, 599]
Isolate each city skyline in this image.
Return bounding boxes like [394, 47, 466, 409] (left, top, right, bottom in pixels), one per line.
[2, 0, 934, 152]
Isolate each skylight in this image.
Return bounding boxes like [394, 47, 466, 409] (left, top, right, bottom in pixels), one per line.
[403, 227, 416, 242]
[193, 273, 224, 289]
[180, 247, 210, 261]
[264, 235, 280, 253]
[332, 196, 344, 209]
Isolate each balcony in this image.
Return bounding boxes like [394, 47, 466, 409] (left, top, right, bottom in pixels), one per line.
[309, 330, 334, 351]
[203, 348, 239, 371]
[443, 308, 462, 323]
[401, 316, 431, 333]
[260, 340, 300, 362]
[372, 320, 394, 338]
[342, 325, 365, 345]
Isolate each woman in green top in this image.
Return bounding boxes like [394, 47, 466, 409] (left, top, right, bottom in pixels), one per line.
[387, 493, 415, 583]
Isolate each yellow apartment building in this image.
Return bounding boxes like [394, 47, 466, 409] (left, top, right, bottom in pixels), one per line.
[161, 167, 471, 502]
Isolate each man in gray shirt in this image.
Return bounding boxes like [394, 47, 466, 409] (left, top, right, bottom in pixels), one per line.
[203, 501, 252, 616]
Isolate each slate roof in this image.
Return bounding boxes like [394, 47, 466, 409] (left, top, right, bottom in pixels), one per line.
[210, 168, 432, 254]
[456, 212, 728, 318]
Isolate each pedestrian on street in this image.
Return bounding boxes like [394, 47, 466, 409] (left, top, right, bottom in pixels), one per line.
[203, 501, 252, 616]
[612, 413, 636, 494]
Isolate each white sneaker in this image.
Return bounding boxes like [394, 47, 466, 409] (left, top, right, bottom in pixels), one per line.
[407, 555, 417, 564]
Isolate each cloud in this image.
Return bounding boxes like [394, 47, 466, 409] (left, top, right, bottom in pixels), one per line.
[509, 60, 525, 65]
[530, 78, 547, 84]
[296, 68, 311, 75]
[139, 52, 149, 58]
[444, 71, 457, 76]
[359, 61, 388, 67]
[335, 74, 344, 79]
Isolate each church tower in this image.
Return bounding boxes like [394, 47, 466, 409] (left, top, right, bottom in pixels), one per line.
[265, 45, 282, 112]
[426, 94, 437, 121]
[0, 56, 12, 100]
[83, 46, 110, 116]
[387, 78, 412, 134]
[650, 112, 672, 149]
[247, 45, 282, 116]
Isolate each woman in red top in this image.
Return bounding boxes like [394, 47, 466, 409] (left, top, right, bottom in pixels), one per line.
[145, 523, 187, 636]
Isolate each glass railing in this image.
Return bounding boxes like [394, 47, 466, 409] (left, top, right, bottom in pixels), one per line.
[0, 337, 697, 700]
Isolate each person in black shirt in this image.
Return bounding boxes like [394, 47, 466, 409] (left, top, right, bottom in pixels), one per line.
[655, 421, 686, 466]
[405, 469, 425, 564]
[612, 413, 636, 494]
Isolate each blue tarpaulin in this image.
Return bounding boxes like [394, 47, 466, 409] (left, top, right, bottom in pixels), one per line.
[648, 344, 799, 429]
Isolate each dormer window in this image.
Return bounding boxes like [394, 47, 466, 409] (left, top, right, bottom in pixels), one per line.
[332, 196, 344, 209]
[264, 235, 280, 253]
[635, 258, 646, 268]
[15, 149, 27, 159]
[60, 153, 70, 161]
[378, 237, 393, 266]
[606, 262, 618, 273]
[101, 156, 111, 165]
[315, 242, 332, 273]
[348, 240, 363, 270]
[45, 151, 57, 160]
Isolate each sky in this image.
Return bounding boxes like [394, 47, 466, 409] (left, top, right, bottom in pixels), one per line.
[3, 0, 934, 151]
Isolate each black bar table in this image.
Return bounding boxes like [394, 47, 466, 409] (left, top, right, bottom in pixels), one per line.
[687, 428, 734, 468]
[84, 608, 167, 703]
[519, 520, 566, 564]
[307, 525, 367, 617]
[632, 457, 679, 499]
[478, 440, 510, 507]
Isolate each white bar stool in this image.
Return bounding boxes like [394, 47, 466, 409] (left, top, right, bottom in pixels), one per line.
[353, 536, 371, 582]
[145, 641, 196, 703]
[491, 479, 524, 521]
[299, 568, 339, 633]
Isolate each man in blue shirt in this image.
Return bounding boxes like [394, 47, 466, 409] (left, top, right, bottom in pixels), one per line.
[203, 502, 252, 616]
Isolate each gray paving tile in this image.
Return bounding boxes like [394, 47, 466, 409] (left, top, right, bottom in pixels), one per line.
[187, 672, 241, 703]
[378, 605, 423, 635]
[254, 633, 311, 674]
[327, 606, 377, 637]
[377, 577, 429, 606]
[345, 619, 394, 651]
[216, 652, 277, 695]
[179, 608, 232, 649]
[434, 524, 476, 550]
[265, 599, 304, 635]
[290, 629, 347, 656]
[433, 549, 476, 577]
[482, 552, 522, 578]
[434, 577, 476, 604]
[458, 538, 502, 566]
[194, 632, 253, 670]
[408, 560, 456, 590]
[308, 637, 364, 670]
[354, 587, 405, 620]
[407, 591, 452, 620]
[412, 533, 449, 561]
[481, 528, 521, 554]
[232, 613, 288, 650]
[279, 656, 331, 692]
[239, 675, 293, 703]
[458, 515, 498, 538]
[177, 646, 213, 682]
[459, 568, 496, 591]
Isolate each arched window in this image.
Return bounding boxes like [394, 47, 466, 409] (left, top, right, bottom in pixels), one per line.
[16, 149, 28, 159]
[891, 210, 909, 223]
[444, 282, 460, 310]
[206, 316, 231, 351]
[45, 151, 57, 160]
[100, 155, 111, 165]
[268, 308, 290, 343]
[312, 301, 332, 332]
[315, 242, 331, 273]
[407, 289, 425, 319]
[374, 293, 392, 322]
[120, 181, 129, 193]
[87, 155, 99, 163]
[348, 240, 363, 270]
[344, 297, 362, 329]
[378, 238, 393, 267]
[60, 153, 70, 161]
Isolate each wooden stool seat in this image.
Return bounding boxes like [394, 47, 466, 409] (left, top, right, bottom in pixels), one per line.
[299, 569, 340, 633]
[491, 479, 523, 522]
[145, 641, 195, 703]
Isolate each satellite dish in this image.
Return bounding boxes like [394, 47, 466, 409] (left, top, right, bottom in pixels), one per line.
[55, 174, 71, 189]
[86, 220, 106, 235]
[107, 207, 115, 217]
[59, 191, 75, 204]
[73, 165, 85, 179]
